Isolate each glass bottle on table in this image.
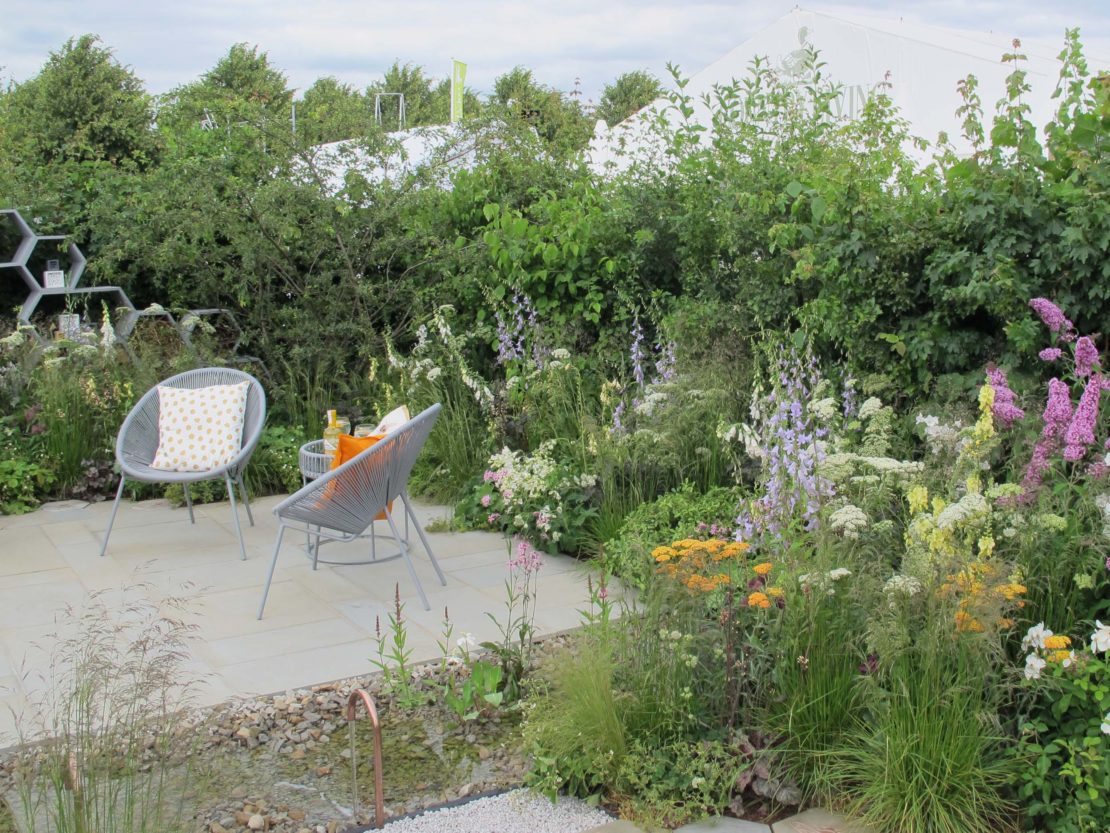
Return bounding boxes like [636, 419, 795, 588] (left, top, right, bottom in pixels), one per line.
[323, 410, 341, 462]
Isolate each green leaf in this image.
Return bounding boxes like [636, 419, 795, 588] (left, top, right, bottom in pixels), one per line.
[785, 181, 804, 198]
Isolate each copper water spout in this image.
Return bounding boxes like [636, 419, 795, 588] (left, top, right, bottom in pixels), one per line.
[346, 688, 385, 828]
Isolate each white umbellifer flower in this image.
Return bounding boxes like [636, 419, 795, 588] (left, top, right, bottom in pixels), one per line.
[858, 397, 884, 420]
[1024, 653, 1046, 680]
[1091, 620, 1110, 654]
[883, 574, 923, 597]
[810, 397, 838, 421]
[426, 366, 442, 381]
[830, 504, 869, 539]
[1022, 622, 1053, 652]
[936, 492, 988, 530]
[827, 568, 852, 581]
[1102, 712, 1110, 736]
[915, 414, 940, 429]
[552, 348, 570, 360]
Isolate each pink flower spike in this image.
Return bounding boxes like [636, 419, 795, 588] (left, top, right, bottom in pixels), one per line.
[1039, 347, 1063, 362]
[1063, 376, 1101, 462]
[986, 366, 1024, 428]
[1029, 298, 1076, 342]
[1075, 336, 1101, 378]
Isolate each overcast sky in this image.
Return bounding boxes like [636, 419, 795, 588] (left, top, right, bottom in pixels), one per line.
[3, 1, 1109, 104]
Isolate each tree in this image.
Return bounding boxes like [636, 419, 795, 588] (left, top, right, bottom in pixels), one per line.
[490, 66, 592, 156]
[4, 34, 157, 166]
[297, 77, 371, 144]
[158, 43, 292, 138]
[367, 61, 439, 129]
[596, 70, 662, 127]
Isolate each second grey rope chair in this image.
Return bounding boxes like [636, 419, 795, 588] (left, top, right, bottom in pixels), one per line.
[257, 404, 446, 619]
[100, 367, 267, 562]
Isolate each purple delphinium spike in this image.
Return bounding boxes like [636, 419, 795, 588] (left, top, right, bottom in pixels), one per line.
[735, 347, 834, 549]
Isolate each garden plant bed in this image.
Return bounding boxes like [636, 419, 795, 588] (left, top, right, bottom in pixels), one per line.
[0, 659, 535, 833]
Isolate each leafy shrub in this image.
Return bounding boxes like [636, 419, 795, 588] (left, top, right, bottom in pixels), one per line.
[604, 484, 742, 588]
[245, 424, 306, 496]
[0, 456, 55, 514]
[456, 441, 597, 554]
[1015, 621, 1110, 832]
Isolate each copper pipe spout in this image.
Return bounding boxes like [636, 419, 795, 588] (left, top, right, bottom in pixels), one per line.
[346, 688, 385, 828]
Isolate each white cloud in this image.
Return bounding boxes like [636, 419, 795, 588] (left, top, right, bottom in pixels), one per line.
[2, 0, 1108, 104]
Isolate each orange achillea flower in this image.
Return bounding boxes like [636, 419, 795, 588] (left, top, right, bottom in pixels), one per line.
[653, 546, 677, 563]
[955, 611, 985, 632]
[753, 562, 773, 576]
[713, 541, 750, 561]
[994, 582, 1027, 601]
[1043, 634, 1071, 650]
[747, 591, 772, 609]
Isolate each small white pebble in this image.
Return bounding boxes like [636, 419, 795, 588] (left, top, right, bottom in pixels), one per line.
[381, 788, 611, 833]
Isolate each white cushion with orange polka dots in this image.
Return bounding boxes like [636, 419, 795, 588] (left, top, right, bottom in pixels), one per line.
[150, 381, 250, 472]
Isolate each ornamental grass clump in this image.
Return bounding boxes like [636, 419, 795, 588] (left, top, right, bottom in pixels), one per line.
[10, 589, 202, 833]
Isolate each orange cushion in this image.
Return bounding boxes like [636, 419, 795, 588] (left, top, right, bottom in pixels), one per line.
[330, 432, 387, 470]
[327, 433, 391, 520]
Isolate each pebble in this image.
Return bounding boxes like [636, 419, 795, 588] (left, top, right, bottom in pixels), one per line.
[247, 812, 266, 830]
[377, 789, 611, 833]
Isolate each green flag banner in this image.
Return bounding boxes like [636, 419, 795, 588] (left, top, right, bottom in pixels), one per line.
[451, 59, 467, 123]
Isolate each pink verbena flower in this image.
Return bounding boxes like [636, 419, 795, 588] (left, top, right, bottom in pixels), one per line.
[1064, 376, 1101, 461]
[1039, 347, 1063, 362]
[1029, 298, 1076, 342]
[480, 494, 491, 507]
[986, 366, 1025, 428]
[1075, 336, 1101, 378]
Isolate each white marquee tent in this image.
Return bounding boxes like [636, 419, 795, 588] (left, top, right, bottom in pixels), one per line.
[587, 7, 1110, 173]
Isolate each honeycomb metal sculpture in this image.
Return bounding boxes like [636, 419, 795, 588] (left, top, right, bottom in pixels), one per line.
[0, 208, 264, 375]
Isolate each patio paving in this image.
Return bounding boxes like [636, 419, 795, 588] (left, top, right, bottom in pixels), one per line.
[0, 494, 605, 749]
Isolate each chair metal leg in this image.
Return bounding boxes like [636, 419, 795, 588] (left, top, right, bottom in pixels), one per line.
[225, 474, 248, 561]
[236, 473, 254, 527]
[258, 526, 287, 620]
[100, 477, 127, 557]
[385, 507, 429, 610]
[403, 492, 446, 586]
[183, 484, 195, 524]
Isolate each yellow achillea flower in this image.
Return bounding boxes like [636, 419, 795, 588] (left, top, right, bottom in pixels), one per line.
[747, 591, 772, 609]
[907, 485, 929, 515]
[753, 562, 773, 576]
[714, 542, 750, 561]
[673, 539, 701, 550]
[1048, 649, 1074, 665]
[767, 586, 785, 599]
[1043, 635, 1071, 650]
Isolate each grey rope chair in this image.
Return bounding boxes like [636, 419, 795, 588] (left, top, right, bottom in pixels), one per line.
[258, 404, 446, 619]
[100, 367, 267, 561]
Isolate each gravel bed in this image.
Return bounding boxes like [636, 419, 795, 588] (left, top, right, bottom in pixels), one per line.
[378, 788, 611, 833]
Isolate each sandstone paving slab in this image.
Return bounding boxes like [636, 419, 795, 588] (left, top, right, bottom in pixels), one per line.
[0, 494, 604, 742]
[677, 815, 772, 832]
[580, 822, 648, 833]
[772, 808, 876, 833]
[0, 527, 67, 576]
